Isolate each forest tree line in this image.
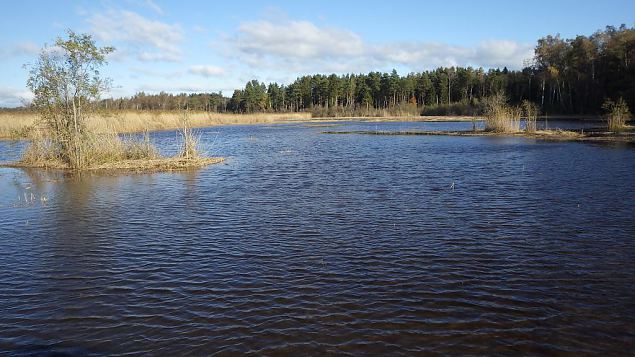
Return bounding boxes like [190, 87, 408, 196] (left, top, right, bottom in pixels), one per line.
[97, 24, 635, 116]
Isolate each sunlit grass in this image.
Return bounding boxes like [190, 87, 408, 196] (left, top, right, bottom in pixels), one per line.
[0, 110, 312, 139]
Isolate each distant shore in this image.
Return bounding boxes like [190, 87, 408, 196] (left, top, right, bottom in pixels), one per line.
[0, 110, 313, 139]
[0, 109, 613, 140]
[0, 111, 478, 139]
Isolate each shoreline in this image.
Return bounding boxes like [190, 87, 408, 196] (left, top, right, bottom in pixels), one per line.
[2, 111, 617, 140]
[309, 115, 481, 122]
[0, 157, 225, 173]
[322, 128, 635, 143]
[0, 113, 478, 140]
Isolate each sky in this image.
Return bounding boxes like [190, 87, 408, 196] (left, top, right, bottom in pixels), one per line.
[0, 0, 634, 107]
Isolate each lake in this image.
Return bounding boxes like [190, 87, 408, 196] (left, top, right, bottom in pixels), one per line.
[1, 120, 634, 355]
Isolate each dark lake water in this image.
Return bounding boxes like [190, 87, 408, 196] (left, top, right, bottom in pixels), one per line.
[1, 120, 634, 355]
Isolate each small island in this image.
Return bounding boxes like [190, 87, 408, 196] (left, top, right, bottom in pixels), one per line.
[324, 93, 634, 144]
[1, 31, 223, 173]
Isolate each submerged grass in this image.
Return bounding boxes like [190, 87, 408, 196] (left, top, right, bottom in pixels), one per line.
[80, 157, 224, 172]
[6, 155, 224, 172]
[321, 128, 614, 142]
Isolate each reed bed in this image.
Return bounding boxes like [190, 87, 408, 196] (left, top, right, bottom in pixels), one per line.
[19, 131, 159, 169]
[10, 129, 224, 172]
[0, 112, 39, 138]
[0, 110, 312, 139]
[7, 111, 226, 172]
[483, 93, 521, 133]
[603, 98, 631, 133]
[521, 100, 539, 133]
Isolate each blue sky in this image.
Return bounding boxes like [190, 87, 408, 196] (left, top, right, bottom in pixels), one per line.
[1, 0, 633, 106]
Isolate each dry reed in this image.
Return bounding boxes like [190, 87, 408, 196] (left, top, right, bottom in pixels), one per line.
[0, 110, 312, 139]
[19, 130, 159, 169]
[483, 93, 521, 133]
[521, 100, 539, 133]
[602, 98, 631, 133]
[178, 111, 199, 159]
[9, 110, 225, 172]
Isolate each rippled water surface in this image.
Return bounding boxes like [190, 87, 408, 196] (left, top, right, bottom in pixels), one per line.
[1, 120, 634, 355]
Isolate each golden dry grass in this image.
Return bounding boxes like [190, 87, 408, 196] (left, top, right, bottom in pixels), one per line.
[482, 93, 521, 133]
[0, 110, 488, 139]
[17, 132, 161, 169]
[0, 112, 39, 138]
[3, 124, 225, 172]
[90, 110, 312, 134]
[0, 110, 312, 138]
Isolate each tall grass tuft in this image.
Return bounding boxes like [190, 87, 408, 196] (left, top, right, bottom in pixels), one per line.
[20, 131, 64, 168]
[602, 98, 631, 133]
[179, 111, 200, 159]
[482, 93, 521, 132]
[19, 128, 159, 169]
[521, 100, 539, 133]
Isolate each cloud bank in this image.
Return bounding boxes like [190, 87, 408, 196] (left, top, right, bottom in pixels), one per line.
[88, 9, 183, 62]
[226, 19, 533, 73]
[0, 88, 34, 107]
[189, 65, 225, 77]
[0, 42, 39, 60]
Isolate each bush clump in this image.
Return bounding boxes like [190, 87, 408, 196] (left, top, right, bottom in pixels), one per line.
[482, 93, 521, 132]
[602, 98, 631, 133]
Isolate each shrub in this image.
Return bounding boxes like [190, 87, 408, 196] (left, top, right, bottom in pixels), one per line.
[482, 93, 521, 132]
[602, 98, 631, 133]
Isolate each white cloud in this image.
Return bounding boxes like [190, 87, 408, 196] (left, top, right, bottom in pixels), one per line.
[0, 42, 40, 60]
[236, 20, 365, 59]
[373, 42, 472, 68]
[193, 25, 208, 33]
[370, 40, 533, 69]
[472, 40, 534, 69]
[136, 83, 223, 93]
[142, 0, 163, 15]
[128, 66, 184, 79]
[189, 65, 225, 77]
[0, 88, 33, 107]
[137, 51, 181, 62]
[225, 19, 533, 73]
[88, 9, 183, 62]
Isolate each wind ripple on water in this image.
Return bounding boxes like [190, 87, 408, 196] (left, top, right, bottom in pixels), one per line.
[0, 121, 634, 355]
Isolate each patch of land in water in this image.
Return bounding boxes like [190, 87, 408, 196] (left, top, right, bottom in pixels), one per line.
[323, 127, 635, 143]
[1, 157, 225, 173]
[311, 115, 481, 122]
